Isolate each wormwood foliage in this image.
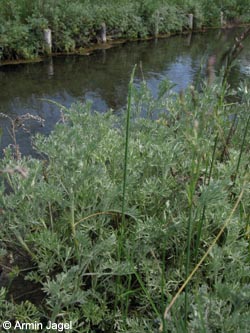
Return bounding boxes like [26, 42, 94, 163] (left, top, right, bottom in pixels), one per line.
[0, 78, 250, 332]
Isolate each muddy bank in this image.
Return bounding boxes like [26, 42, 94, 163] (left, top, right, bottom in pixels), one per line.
[2, 24, 249, 67]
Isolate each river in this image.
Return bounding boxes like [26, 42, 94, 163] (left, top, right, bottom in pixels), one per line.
[1, 28, 250, 156]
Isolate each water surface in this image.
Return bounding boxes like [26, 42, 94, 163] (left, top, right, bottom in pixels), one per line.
[1, 28, 250, 155]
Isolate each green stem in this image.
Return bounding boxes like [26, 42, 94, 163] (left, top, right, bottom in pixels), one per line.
[233, 114, 250, 186]
[121, 65, 137, 229]
[195, 133, 218, 259]
[185, 156, 201, 324]
[207, 134, 218, 186]
[114, 65, 137, 323]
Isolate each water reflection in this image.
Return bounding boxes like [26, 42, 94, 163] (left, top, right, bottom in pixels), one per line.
[0, 28, 250, 155]
[47, 58, 54, 77]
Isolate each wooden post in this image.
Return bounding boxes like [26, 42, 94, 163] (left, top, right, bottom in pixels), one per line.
[188, 14, 193, 30]
[100, 22, 107, 43]
[44, 28, 52, 54]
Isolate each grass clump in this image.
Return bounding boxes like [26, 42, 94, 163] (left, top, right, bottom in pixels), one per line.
[0, 71, 250, 332]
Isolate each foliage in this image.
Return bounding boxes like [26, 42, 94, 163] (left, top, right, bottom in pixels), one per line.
[1, 67, 250, 331]
[0, 21, 39, 60]
[0, 288, 41, 323]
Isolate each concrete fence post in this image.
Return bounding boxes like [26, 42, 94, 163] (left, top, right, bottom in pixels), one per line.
[188, 14, 193, 30]
[154, 10, 160, 37]
[220, 11, 225, 28]
[43, 28, 52, 54]
[100, 22, 107, 43]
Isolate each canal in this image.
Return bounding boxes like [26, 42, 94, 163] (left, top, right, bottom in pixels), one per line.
[1, 28, 250, 155]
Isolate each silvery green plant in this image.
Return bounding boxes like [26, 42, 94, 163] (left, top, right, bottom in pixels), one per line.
[0, 71, 250, 332]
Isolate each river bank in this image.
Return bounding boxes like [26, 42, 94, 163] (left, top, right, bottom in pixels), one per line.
[0, 25, 247, 67]
[1, 0, 250, 64]
[2, 26, 250, 156]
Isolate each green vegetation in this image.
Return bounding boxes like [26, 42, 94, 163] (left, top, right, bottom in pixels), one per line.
[0, 0, 250, 61]
[1, 54, 250, 331]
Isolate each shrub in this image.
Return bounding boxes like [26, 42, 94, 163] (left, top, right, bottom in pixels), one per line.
[0, 21, 38, 60]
